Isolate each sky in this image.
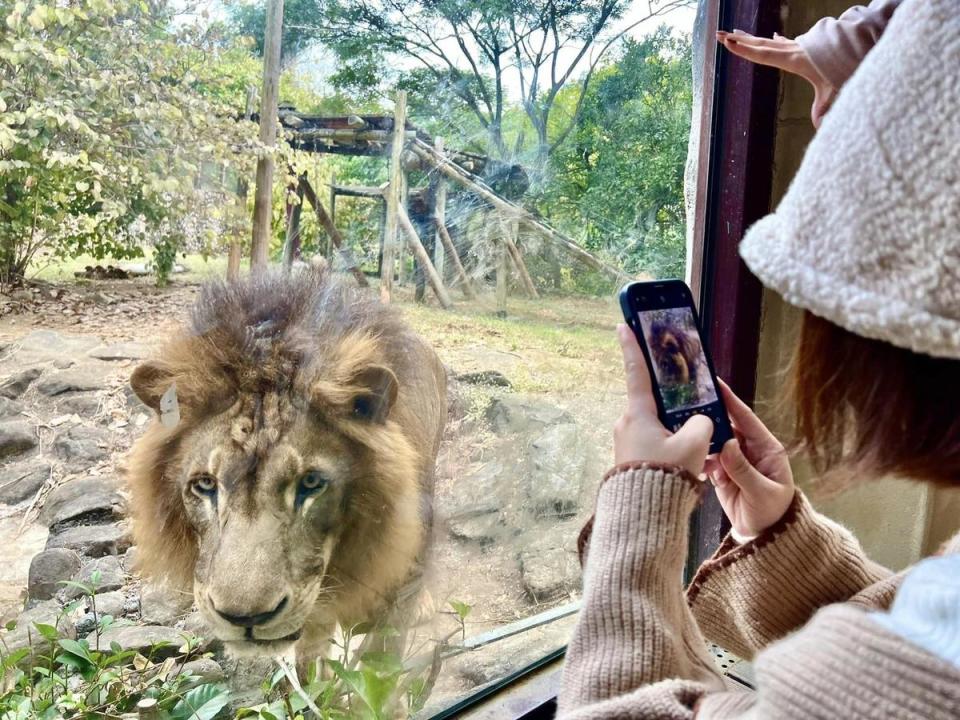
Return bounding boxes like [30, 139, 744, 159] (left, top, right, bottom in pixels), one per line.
[175, 0, 698, 103]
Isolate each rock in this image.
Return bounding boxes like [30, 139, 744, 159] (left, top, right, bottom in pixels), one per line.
[0, 396, 24, 419]
[52, 358, 74, 370]
[14, 331, 100, 361]
[46, 523, 132, 557]
[74, 613, 97, 637]
[56, 392, 103, 417]
[140, 584, 193, 626]
[28, 549, 82, 601]
[0, 366, 42, 399]
[441, 461, 513, 544]
[485, 396, 573, 435]
[1, 599, 76, 656]
[85, 590, 126, 618]
[0, 420, 37, 460]
[455, 370, 512, 388]
[97, 625, 189, 659]
[180, 658, 225, 682]
[0, 458, 51, 504]
[41, 476, 124, 529]
[62, 555, 125, 600]
[526, 423, 586, 519]
[36, 365, 109, 396]
[88, 342, 149, 361]
[52, 425, 110, 464]
[518, 532, 581, 603]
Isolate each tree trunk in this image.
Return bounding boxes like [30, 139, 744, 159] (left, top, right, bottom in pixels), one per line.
[249, 0, 284, 275]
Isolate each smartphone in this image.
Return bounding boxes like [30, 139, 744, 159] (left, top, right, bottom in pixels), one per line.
[619, 280, 733, 454]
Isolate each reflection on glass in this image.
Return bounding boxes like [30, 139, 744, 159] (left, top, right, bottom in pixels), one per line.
[0, 0, 701, 716]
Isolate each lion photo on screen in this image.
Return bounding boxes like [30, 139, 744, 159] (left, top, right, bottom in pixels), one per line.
[648, 318, 702, 388]
[125, 268, 447, 663]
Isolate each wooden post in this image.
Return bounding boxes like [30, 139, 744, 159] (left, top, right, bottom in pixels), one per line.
[433, 138, 447, 281]
[397, 168, 410, 287]
[495, 225, 508, 318]
[436, 223, 475, 299]
[300, 177, 369, 287]
[249, 0, 284, 274]
[381, 91, 407, 304]
[329, 172, 337, 227]
[397, 204, 453, 309]
[281, 175, 304, 269]
[228, 85, 257, 282]
[502, 216, 538, 299]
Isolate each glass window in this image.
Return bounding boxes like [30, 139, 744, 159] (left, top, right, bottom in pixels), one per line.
[0, 0, 718, 717]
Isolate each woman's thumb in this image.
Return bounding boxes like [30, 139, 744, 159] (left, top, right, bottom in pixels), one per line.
[719, 439, 766, 493]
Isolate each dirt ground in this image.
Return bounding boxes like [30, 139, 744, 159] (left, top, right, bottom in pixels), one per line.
[0, 270, 629, 712]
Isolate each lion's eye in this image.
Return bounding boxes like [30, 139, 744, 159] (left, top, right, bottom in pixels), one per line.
[190, 474, 218, 499]
[298, 471, 329, 493]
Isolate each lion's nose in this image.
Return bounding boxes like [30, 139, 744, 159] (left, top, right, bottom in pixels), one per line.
[213, 595, 288, 628]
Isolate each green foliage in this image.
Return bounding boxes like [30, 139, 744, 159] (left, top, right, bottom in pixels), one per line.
[2, 578, 443, 720]
[0, 0, 257, 286]
[0, 601, 224, 718]
[542, 29, 693, 279]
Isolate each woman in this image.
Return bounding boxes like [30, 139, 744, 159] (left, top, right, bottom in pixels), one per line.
[558, 1, 960, 717]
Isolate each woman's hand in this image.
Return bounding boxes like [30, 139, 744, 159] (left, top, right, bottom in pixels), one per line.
[717, 30, 837, 128]
[706, 380, 795, 539]
[614, 324, 713, 477]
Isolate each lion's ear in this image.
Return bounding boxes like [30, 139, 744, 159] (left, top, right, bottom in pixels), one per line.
[350, 365, 398, 424]
[130, 361, 175, 415]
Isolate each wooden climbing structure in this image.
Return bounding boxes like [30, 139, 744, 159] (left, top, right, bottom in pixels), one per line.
[273, 93, 628, 313]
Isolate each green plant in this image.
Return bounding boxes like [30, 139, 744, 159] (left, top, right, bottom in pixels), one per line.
[0, 574, 227, 719]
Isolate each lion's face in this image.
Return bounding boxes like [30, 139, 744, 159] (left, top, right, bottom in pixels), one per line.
[652, 329, 694, 385]
[172, 407, 356, 652]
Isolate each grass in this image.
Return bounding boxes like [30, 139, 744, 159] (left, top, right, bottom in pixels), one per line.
[28, 251, 230, 285]
[24, 253, 626, 397]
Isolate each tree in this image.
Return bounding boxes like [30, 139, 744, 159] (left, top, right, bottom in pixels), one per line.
[543, 29, 692, 278]
[0, 0, 256, 285]
[228, 0, 326, 68]
[320, 0, 692, 166]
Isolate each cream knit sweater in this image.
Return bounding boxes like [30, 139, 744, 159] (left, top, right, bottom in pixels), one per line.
[557, 466, 960, 719]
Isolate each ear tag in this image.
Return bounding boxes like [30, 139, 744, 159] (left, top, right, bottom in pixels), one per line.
[159, 383, 181, 428]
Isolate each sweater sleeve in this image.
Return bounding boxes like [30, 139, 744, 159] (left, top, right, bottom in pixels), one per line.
[795, 0, 903, 89]
[557, 465, 726, 718]
[686, 491, 892, 659]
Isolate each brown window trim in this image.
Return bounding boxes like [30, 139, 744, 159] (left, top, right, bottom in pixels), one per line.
[687, 0, 782, 578]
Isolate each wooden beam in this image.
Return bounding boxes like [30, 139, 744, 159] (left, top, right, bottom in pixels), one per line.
[381, 91, 407, 304]
[436, 222, 475, 299]
[433, 138, 447, 282]
[495, 225, 508, 318]
[502, 216, 538, 299]
[249, 0, 284, 274]
[411, 141, 629, 282]
[281, 175, 304, 269]
[397, 204, 453, 309]
[329, 172, 336, 226]
[300, 177, 369, 287]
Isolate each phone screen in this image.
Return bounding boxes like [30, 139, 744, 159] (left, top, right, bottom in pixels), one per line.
[619, 280, 732, 454]
[636, 307, 719, 413]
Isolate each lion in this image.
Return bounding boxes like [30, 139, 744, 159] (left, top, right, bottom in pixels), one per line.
[648, 319, 702, 388]
[126, 268, 446, 663]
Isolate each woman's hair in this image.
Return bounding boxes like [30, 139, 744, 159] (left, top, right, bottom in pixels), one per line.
[789, 311, 960, 488]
